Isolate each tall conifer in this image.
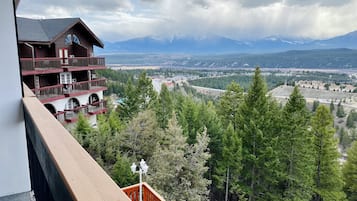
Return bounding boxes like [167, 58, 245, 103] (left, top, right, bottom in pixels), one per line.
[237, 67, 280, 201]
[343, 141, 357, 200]
[311, 105, 345, 201]
[279, 86, 314, 200]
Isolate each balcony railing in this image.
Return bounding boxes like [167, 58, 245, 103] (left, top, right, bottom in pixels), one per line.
[88, 100, 106, 114]
[31, 79, 106, 100]
[54, 101, 107, 123]
[64, 105, 89, 121]
[70, 78, 107, 92]
[20, 57, 62, 70]
[23, 85, 131, 201]
[122, 182, 165, 201]
[31, 84, 63, 98]
[20, 57, 105, 71]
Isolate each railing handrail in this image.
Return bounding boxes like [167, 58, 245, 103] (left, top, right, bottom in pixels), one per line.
[31, 84, 63, 91]
[71, 78, 106, 86]
[20, 56, 104, 61]
[23, 84, 131, 201]
[122, 182, 166, 201]
[20, 57, 62, 61]
[32, 78, 106, 92]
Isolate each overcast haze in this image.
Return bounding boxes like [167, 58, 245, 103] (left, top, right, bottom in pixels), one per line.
[16, 0, 357, 42]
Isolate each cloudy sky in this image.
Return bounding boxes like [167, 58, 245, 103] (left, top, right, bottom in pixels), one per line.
[16, 0, 357, 42]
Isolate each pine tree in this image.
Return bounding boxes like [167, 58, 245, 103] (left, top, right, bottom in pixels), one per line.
[155, 84, 173, 129]
[176, 96, 200, 144]
[336, 101, 346, 118]
[312, 100, 320, 112]
[279, 86, 314, 201]
[214, 123, 243, 200]
[121, 110, 164, 160]
[346, 110, 357, 129]
[343, 141, 357, 201]
[330, 101, 335, 113]
[118, 79, 139, 120]
[217, 81, 244, 129]
[72, 112, 93, 148]
[237, 67, 281, 201]
[311, 105, 346, 201]
[111, 153, 138, 187]
[136, 71, 157, 110]
[181, 128, 211, 201]
[147, 115, 188, 200]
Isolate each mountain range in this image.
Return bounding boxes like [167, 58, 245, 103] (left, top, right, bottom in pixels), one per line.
[96, 31, 357, 54]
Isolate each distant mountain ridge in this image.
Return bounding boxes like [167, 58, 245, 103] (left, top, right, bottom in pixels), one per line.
[95, 31, 357, 54]
[103, 48, 357, 68]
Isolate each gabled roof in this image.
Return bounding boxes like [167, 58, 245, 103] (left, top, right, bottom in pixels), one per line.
[16, 17, 104, 48]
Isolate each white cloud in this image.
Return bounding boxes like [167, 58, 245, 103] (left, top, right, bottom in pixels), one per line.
[16, 0, 357, 41]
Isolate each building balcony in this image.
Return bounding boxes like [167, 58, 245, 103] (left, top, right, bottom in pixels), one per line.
[54, 100, 107, 123]
[122, 182, 165, 201]
[20, 57, 105, 75]
[32, 78, 107, 102]
[66, 78, 107, 95]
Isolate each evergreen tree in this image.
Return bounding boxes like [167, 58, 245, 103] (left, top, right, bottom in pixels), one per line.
[311, 105, 346, 201]
[121, 110, 164, 160]
[136, 71, 157, 110]
[214, 123, 243, 200]
[118, 79, 139, 120]
[111, 153, 138, 187]
[217, 81, 244, 129]
[346, 110, 357, 128]
[72, 112, 93, 148]
[312, 100, 320, 112]
[339, 128, 352, 151]
[336, 101, 346, 118]
[155, 84, 173, 129]
[176, 96, 200, 144]
[181, 128, 211, 201]
[237, 67, 281, 201]
[330, 101, 335, 113]
[343, 141, 357, 201]
[147, 115, 188, 200]
[279, 86, 314, 201]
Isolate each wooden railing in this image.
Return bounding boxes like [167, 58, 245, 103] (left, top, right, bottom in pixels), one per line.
[31, 78, 106, 100]
[31, 84, 63, 97]
[20, 57, 105, 70]
[20, 57, 61, 70]
[70, 78, 107, 92]
[23, 85, 131, 201]
[88, 100, 106, 114]
[64, 105, 89, 121]
[122, 182, 165, 201]
[57, 101, 107, 122]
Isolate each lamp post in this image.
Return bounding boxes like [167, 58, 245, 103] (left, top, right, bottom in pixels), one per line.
[131, 159, 149, 201]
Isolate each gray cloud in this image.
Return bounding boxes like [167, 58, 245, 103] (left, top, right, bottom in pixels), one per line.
[238, 0, 281, 8]
[285, 0, 352, 7]
[18, 0, 133, 14]
[237, 0, 353, 8]
[16, 0, 357, 41]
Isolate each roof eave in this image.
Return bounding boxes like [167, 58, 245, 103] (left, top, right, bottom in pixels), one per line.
[18, 40, 52, 46]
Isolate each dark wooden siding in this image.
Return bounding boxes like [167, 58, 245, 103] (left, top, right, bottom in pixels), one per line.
[54, 25, 94, 57]
[39, 74, 58, 87]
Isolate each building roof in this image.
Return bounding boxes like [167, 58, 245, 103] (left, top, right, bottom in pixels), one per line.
[16, 17, 104, 48]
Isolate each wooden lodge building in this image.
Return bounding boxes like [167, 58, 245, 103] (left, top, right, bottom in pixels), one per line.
[17, 17, 107, 126]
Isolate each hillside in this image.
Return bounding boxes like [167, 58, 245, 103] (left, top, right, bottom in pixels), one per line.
[96, 31, 357, 54]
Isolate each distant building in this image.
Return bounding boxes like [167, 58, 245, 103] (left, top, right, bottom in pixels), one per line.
[17, 17, 107, 126]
